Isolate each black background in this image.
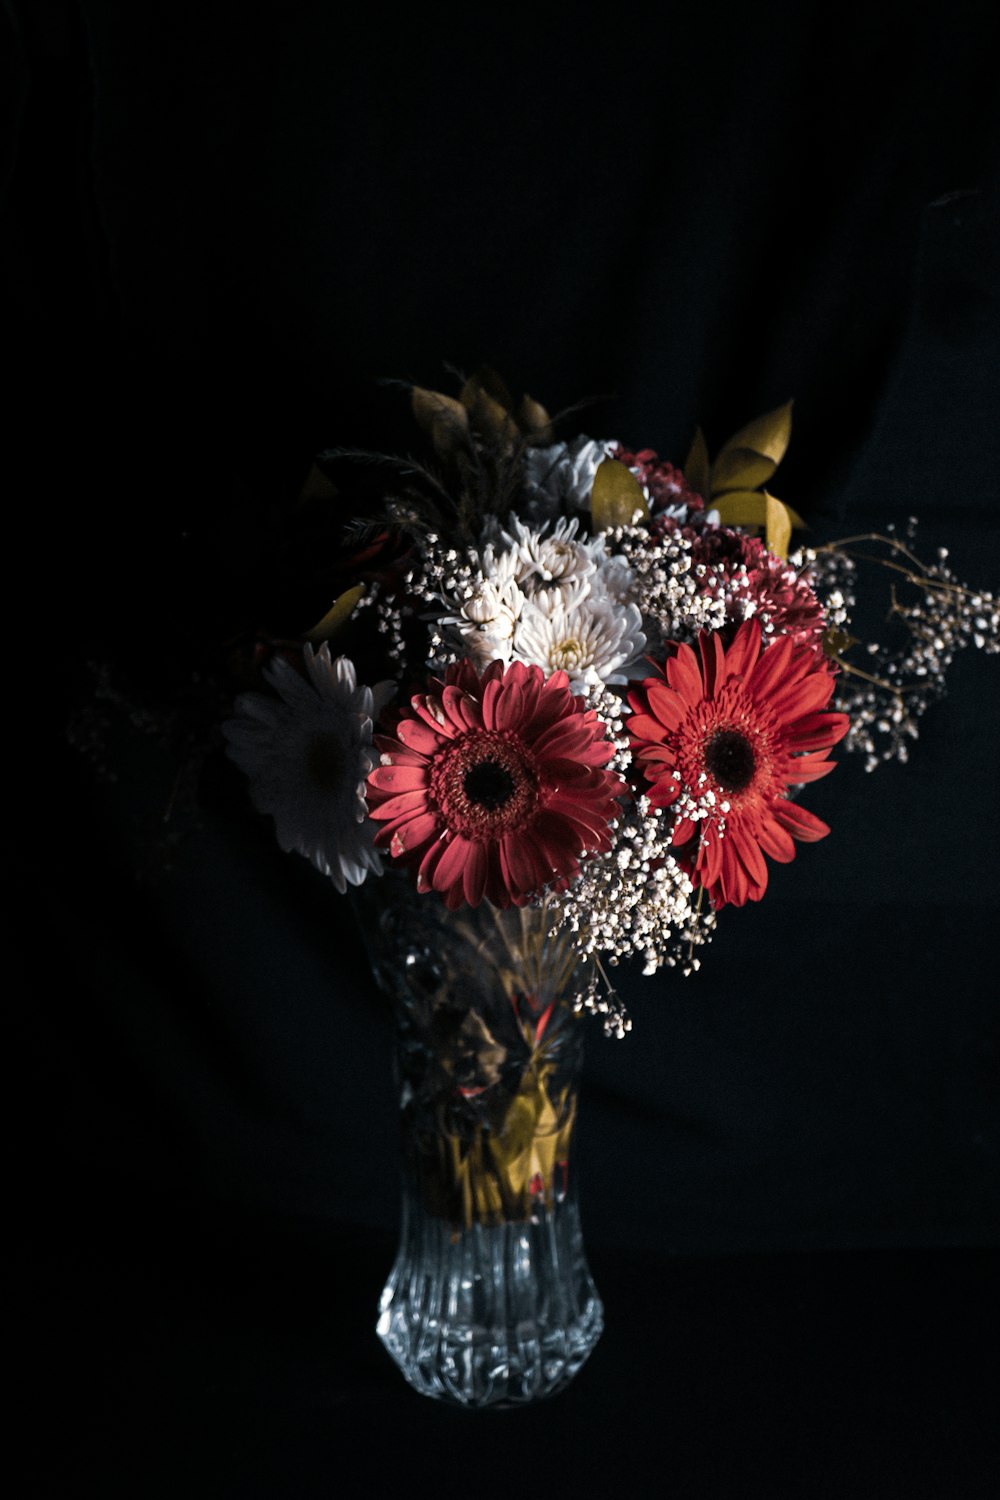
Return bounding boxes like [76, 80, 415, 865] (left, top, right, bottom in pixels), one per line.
[6, 2, 1000, 1495]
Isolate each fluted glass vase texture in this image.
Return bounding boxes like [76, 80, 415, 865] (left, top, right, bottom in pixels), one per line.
[357, 876, 603, 1408]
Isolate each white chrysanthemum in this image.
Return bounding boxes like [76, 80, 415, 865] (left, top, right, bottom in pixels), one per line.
[522, 436, 613, 520]
[501, 515, 596, 594]
[512, 582, 647, 692]
[223, 645, 395, 893]
[436, 544, 526, 666]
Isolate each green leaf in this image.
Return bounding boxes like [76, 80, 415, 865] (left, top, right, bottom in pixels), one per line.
[303, 583, 365, 644]
[591, 458, 648, 530]
[718, 400, 793, 468]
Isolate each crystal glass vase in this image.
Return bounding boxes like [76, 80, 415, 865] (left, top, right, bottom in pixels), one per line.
[356, 875, 603, 1408]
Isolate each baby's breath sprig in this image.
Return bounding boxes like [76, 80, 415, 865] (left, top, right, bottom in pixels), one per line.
[812, 520, 1000, 771]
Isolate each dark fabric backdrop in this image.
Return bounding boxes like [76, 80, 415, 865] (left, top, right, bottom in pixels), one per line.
[5, 2, 1000, 1493]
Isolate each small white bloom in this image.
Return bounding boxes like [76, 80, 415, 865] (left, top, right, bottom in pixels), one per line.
[222, 645, 395, 893]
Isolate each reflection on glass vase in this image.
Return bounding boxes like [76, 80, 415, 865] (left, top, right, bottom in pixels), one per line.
[356, 874, 603, 1408]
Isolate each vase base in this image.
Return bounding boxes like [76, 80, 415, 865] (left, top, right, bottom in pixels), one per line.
[376, 1212, 603, 1408]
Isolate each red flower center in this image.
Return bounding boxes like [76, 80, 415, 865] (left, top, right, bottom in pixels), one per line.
[430, 730, 540, 839]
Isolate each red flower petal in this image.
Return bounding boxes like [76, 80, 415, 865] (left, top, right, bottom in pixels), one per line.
[666, 644, 703, 700]
[784, 711, 851, 751]
[627, 620, 847, 910]
[723, 618, 763, 681]
[733, 830, 769, 897]
[387, 811, 441, 856]
[698, 630, 728, 699]
[645, 682, 687, 730]
[367, 764, 429, 794]
[432, 835, 475, 896]
[784, 753, 838, 784]
[773, 801, 830, 842]
[766, 670, 837, 721]
[395, 718, 443, 756]
[746, 634, 796, 701]
[758, 818, 796, 863]
[370, 659, 618, 908]
[368, 788, 429, 821]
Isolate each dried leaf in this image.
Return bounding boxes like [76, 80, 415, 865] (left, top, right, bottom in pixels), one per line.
[684, 425, 711, 500]
[453, 1009, 506, 1089]
[591, 457, 648, 530]
[764, 492, 792, 560]
[303, 583, 365, 644]
[711, 490, 768, 529]
[718, 400, 793, 467]
[460, 373, 519, 444]
[518, 392, 554, 442]
[823, 627, 859, 659]
[710, 445, 777, 496]
[295, 461, 339, 510]
[465, 365, 515, 413]
[411, 386, 470, 456]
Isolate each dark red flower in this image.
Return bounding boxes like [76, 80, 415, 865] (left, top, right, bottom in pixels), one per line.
[654, 523, 828, 657]
[367, 659, 621, 910]
[627, 619, 849, 908]
[611, 444, 705, 515]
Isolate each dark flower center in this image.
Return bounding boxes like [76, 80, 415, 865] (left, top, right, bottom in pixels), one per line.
[431, 729, 540, 838]
[705, 729, 756, 792]
[306, 732, 346, 792]
[463, 759, 515, 811]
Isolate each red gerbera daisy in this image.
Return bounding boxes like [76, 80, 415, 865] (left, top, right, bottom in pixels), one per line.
[627, 619, 850, 909]
[367, 659, 621, 910]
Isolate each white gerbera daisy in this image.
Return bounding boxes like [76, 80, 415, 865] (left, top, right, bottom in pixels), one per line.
[223, 645, 395, 892]
[513, 582, 647, 692]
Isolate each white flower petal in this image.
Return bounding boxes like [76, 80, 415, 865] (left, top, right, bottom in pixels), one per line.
[513, 585, 647, 692]
[222, 651, 394, 890]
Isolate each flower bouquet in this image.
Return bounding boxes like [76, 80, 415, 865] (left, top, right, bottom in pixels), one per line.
[221, 369, 998, 1406]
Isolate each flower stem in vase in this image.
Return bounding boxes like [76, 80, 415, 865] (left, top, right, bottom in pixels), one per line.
[355, 877, 603, 1407]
